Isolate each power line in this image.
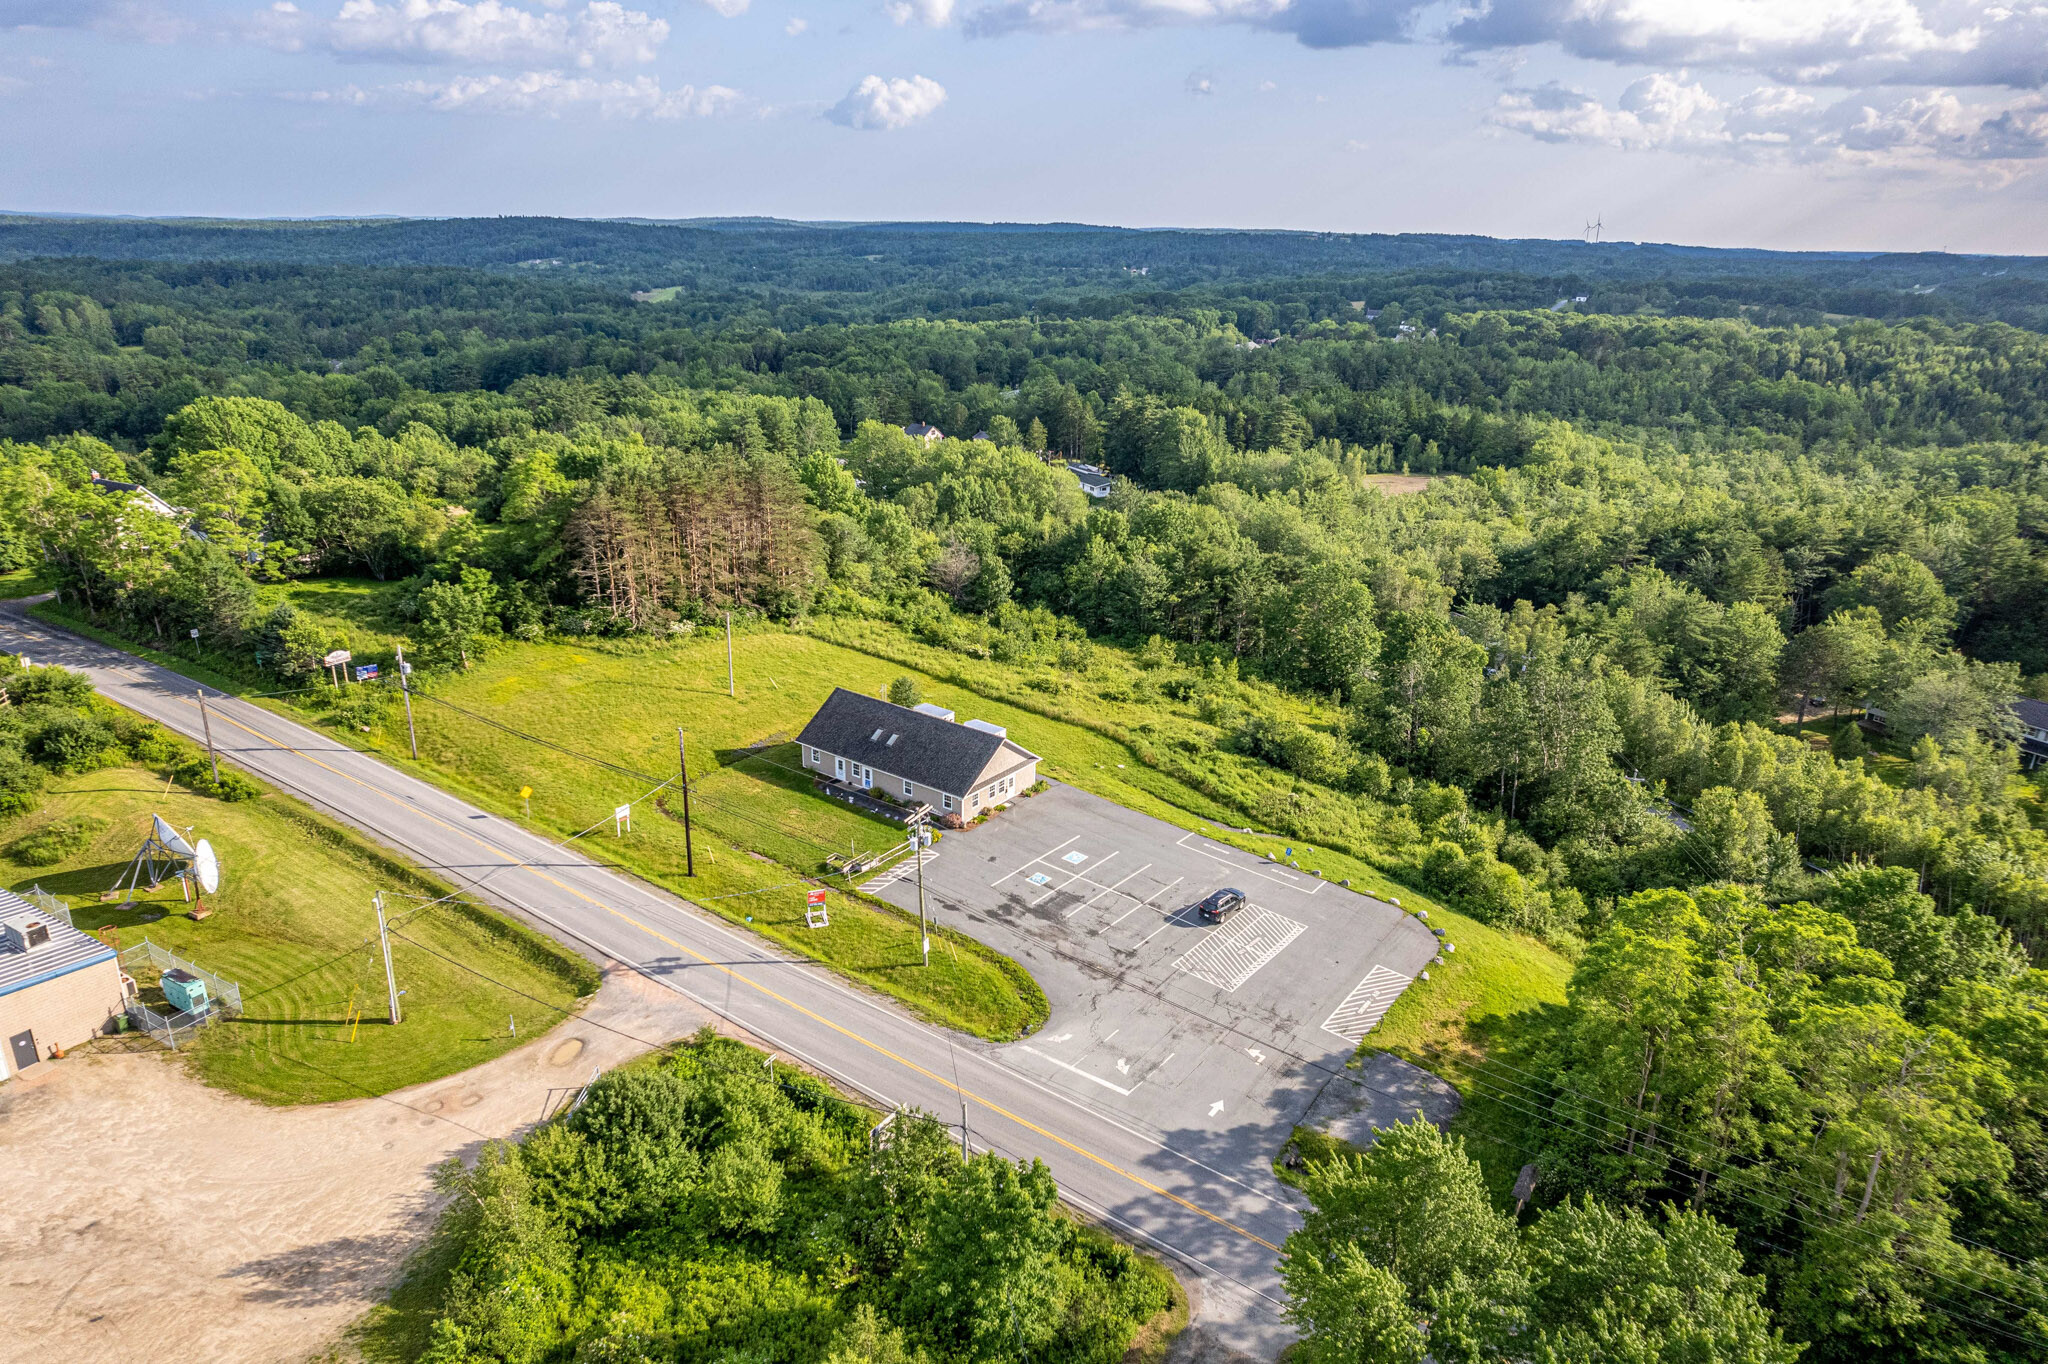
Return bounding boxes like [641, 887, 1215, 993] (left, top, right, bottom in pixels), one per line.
[1424, 1040, 2048, 1282]
[1446, 1066, 2047, 1352]
[1436, 1051, 2048, 1330]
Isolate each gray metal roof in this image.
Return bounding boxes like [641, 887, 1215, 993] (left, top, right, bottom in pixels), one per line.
[796, 688, 1037, 798]
[2014, 697, 2048, 729]
[0, 889, 115, 999]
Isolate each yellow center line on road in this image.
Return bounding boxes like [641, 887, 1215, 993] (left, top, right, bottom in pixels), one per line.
[191, 695, 1285, 1257]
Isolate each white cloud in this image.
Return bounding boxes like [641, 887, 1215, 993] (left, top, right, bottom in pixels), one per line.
[885, 0, 955, 24]
[316, 0, 668, 69]
[826, 73, 946, 129]
[960, 0, 1427, 48]
[784, 16, 807, 34]
[0, 0, 189, 42]
[344, 69, 740, 115]
[1488, 72, 2048, 165]
[700, 0, 750, 15]
[1186, 68, 1214, 95]
[1449, 1, 2048, 91]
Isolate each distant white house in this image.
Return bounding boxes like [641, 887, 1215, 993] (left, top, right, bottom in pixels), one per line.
[1067, 463, 1112, 499]
[89, 472, 181, 520]
[903, 422, 943, 444]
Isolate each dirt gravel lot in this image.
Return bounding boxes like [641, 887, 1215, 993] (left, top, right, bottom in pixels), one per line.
[0, 965, 719, 1364]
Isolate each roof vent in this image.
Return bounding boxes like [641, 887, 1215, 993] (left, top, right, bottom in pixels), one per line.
[962, 719, 1007, 739]
[912, 702, 956, 721]
[2, 918, 53, 953]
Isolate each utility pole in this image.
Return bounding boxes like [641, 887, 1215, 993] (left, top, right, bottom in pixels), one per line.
[725, 611, 735, 697]
[376, 893, 401, 1025]
[677, 727, 695, 876]
[961, 1097, 970, 1160]
[395, 644, 418, 760]
[195, 689, 219, 785]
[913, 812, 930, 966]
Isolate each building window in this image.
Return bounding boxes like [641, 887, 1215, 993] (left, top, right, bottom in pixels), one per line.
[902, 779, 913, 797]
[942, 793, 954, 812]
[807, 747, 819, 764]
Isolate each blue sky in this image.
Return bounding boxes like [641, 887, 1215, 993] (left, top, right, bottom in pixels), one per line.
[4, 1, 2046, 253]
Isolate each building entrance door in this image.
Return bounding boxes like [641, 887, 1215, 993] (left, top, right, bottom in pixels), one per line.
[9, 1029, 37, 1072]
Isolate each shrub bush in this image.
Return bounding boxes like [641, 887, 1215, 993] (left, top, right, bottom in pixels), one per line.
[6, 814, 107, 866]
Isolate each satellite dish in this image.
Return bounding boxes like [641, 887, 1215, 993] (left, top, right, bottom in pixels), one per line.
[153, 814, 196, 859]
[193, 840, 220, 895]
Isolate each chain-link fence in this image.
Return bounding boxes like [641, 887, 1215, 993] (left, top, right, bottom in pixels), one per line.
[119, 939, 243, 1050]
[20, 884, 72, 930]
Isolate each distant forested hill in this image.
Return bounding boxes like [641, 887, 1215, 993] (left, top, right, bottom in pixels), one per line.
[4, 214, 2047, 329]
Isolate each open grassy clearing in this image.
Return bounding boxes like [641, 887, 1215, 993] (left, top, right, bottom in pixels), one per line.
[35, 581, 1572, 1060]
[7, 766, 597, 1104]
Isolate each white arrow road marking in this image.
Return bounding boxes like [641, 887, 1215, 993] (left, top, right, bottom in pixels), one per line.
[1115, 1057, 1130, 1075]
[1048, 1033, 1073, 1043]
[1209, 1100, 1226, 1117]
[1247, 1047, 1265, 1064]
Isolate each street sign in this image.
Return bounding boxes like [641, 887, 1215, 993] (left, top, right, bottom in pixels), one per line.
[323, 649, 352, 666]
[807, 888, 827, 907]
[188, 629, 199, 640]
[354, 663, 379, 681]
[613, 803, 632, 835]
[519, 786, 533, 800]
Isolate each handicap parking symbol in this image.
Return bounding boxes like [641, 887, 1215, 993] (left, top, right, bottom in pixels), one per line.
[1027, 872, 1051, 886]
[1062, 850, 1089, 865]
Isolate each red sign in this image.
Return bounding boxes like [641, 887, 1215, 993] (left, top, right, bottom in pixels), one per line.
[806, 888, 828, 907]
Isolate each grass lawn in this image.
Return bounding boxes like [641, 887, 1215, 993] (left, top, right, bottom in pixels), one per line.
[7, 767, 598, 1104]
[33, 583, 1574, 1060]
[0, 564, 58, 600]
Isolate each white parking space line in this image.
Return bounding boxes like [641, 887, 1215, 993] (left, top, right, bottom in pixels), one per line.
[1098, 875, 1184, 932]
[1322, 965, 1412, 1044]
[989, 834, 1079, 887]
[860, 849, 936, 892]
[1063, 862, 1152, 918]
[1133, 905, 1196, 949]
[1173, 905, 1306, 993]
[1032, 850, 1120, 906]
[1174, 832, 1312, 890]
[1017, 1045, 1135, 1095]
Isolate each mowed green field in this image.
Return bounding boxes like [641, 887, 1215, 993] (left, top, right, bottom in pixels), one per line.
[331, 621, 1565, 1053]
[6, 768, 598, 1104]
[335, 635, 1048, 1039]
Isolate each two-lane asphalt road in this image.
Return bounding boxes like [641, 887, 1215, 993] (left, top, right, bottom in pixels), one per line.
[0, 603, 1300, 1355]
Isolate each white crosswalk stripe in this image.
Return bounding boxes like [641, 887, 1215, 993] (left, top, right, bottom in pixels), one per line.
[1173, 905, 1305, 993]
[1322, 964, 1412, 1044]
[861, 850, 937, 892]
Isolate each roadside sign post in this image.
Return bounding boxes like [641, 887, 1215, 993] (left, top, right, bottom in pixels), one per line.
[394, 645, 418, 760]
[376, 893, 401, 1025]
[519, 785, 532, 818]
[677, 728, 695, 876]
[913, 812, 930, 966]
[195, 688, 219, 785]
[805, 887, 829, 929]
[614, 803, 632, 836]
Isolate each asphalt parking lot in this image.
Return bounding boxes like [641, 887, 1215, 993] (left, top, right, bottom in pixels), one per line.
[865, 782, 1442, 1145]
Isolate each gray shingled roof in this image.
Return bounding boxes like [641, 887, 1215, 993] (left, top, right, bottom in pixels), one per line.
[2016, 697, 2048, 740]
[0, 889, 115, 999]
[797, 688, 1036, 798]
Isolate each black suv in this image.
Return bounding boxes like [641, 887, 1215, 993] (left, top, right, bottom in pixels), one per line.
[1197, 888, 1247, 923]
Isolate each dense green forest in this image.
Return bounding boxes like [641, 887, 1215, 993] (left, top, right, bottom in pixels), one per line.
[2, 221, 2045, 1361]
[411, 1031, 1174, 1364]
